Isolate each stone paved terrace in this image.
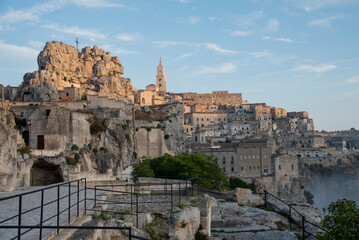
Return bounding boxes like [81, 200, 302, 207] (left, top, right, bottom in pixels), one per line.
[0, 183, 98, 240]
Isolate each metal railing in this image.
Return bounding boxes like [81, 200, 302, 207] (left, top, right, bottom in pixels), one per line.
[91, 177, 198, 227]
[0, 178, 87, 240]
[261, 190, 328, 240]
[0, 178, 149, 240]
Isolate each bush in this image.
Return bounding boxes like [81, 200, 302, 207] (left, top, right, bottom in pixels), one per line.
[195, 231, 208, 240]
[99, 147, 108, 152]
[229, 177, 256, 192]
[66, 156, 76, 166]
[71, 144, 79, 151]
[147, 127, 151, 132]
[164, 134, 170, 140]
[18, 146, 31, 156]
[132, 152, 229, 191]
[125, 134, 131, 143]
[74, 153, 80, 162]
[318, 199, 359, 239]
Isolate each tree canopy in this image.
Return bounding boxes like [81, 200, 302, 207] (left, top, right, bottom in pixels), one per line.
[318, 198, 359, 239]
[132, 152, 229, 191]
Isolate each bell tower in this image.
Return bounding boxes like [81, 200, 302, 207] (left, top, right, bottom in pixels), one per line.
[156, 58, 166, 94]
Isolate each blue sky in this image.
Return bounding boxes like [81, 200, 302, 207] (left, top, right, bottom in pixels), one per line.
[0, 0, 358, 131]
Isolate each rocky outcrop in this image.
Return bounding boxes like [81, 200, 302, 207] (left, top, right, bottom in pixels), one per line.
[169, 207, 201, 240]
[212, 201, 289, 232]
[17, 41, 133, 102]
[228, 188, 264, 207]
[0, 110, 18, 191]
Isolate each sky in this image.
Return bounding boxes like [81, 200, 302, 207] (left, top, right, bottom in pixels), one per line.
[0, 0, 358, 131]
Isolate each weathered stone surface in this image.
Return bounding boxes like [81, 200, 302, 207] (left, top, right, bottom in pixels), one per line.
[211, 201, 289, 230]
[192, 194, 215, 236]
[169, 207, 201, 240]
[229, 188, 265, 207]
[212, 230, 298, 240]
[16, 41, 133, 102]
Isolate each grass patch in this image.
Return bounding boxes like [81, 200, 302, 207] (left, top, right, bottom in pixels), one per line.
[18, 146, 31, 156]
[92, 211, 111, 221]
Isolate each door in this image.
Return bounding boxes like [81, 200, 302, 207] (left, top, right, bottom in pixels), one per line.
[37, 135, 44, 150]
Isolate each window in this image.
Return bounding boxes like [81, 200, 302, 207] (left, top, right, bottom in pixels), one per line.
[240, 156, 243, 159]
[201, 118, 204, 121]
[264, 155, 267, 159]
[66, 93, 69, 97]
[249, 167, 252, 170]
[223, 167, 226, 172]
[241, 167, 243, 171]
[291, 164, 294, 170]
[264, 166, 268, 176]
[46, 110, 51, 117]
[231, 156, 234, 164]
[222, 157, 226, 164]
[207, 118, 209, 121]
[248, 155, 251, 159]
[279, 165, 281, 170]
[231, 167, 234, 172]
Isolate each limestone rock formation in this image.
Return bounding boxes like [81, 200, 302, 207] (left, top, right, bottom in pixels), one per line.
[228, 188, 264, 207]
[169, 207, 201, 240]
[17, 41, 133, 102]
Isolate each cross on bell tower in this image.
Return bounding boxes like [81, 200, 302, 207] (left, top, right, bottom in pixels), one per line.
[75, 38, 79, 51]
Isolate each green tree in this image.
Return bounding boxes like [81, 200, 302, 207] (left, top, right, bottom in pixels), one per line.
[131, 152, 229, 191]
[318, 199, 359, 240]
[229, 177, 256, 192]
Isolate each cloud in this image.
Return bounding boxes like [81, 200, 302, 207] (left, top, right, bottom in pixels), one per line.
[0, 0, 122, 24]
[245, 51, 272, 58]
[74, 0, 123, 8]
[112, 47, 139, 55]
[194, 62, 236, 75]
[293, 64, 337, 72]
[177, 0, 190, 3]
[171, 53, 193, 61]
[262, 36, 295, 43]
[345, 75, 359, 83]
[152, 41, 188, 48]
[208, 17, 216, 21]
[234, 10, 264, 28]
[188, 16, 200, 24]
[290, 0, 358, 12]
[115, 33, 142, 41]
[206, 43, 237, 55]
[43, 24, 106, 41]
[266, 19, 279, 32]
[230, 30, 251, 37]
[0, 40, 38, 59]
[308, 16, 345, 27]
[28, 40, 45, 49]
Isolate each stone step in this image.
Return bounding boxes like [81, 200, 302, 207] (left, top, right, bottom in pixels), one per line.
[47, 214, 92, 240]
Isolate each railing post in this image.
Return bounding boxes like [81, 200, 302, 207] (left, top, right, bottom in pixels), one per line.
[94, 185, 97, 207]
[57, 185, 60, 234]
[17, 195, 22, 240]
[129, 227, 132, 240]
[84, 179, 87, 214]
[302, 216, 305, 240]
[130, 185, 133, 211]
[264, 190, 267, 208]
[136, 194, 139, 228]
[39, 190, 44, 240]
[77, 180, 80, 217]
[289, 204, 292, 230]
[68, 182, 71, 224]
[178, 182, 181, 204]
[171, 184, 173, 212]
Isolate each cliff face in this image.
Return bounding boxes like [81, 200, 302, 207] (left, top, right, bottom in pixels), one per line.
[17, 41, 133, 101]
[0, 109, 18, 191]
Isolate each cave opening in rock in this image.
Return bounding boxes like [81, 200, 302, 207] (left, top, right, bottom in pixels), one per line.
[30, 159, 63, 186]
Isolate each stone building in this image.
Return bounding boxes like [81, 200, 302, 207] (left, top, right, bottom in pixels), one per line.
[180, 91, 242, 106]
